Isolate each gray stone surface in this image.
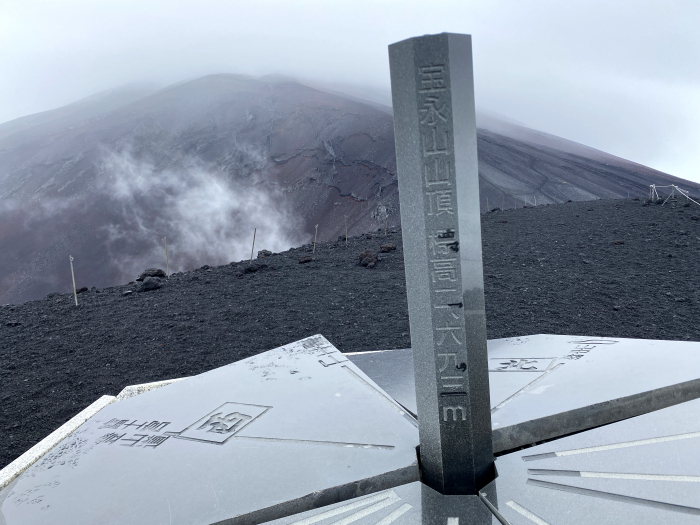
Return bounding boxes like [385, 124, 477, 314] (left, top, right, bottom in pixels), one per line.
[261, 481, 501, 525]
[0, 395, 115, 491]
[390, 32, 493, 495]
[1, 335, 419, 525]
[490, 396, 700, 524]
[348, 335, 700, 453]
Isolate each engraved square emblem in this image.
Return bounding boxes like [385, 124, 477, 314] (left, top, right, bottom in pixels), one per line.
[174, 402, 270, 444]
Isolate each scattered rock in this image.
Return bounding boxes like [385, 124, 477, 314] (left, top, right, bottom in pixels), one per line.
[5, 321, 21, 327]
[499, 220, 508, 224]
[257, 250, 273, 258]
[613, 240, 624, 245]
[379, 243, 396, 253]
[359, 249, 378, 268]
[298, 256, 313, 264]
[200, 265, 210, 270]
[691, 216, 699, 221]
[141, 277, 163, 291]
[237, 263, 268, 277]
[122, 290, 133, 296]
[337, 235, 347, 242]
[136, 268, 167, 281]
[75, 286, 88, 294]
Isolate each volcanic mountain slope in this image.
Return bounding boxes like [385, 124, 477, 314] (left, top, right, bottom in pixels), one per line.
[1, 74, 698, 305]
[0, 197, 699, 470]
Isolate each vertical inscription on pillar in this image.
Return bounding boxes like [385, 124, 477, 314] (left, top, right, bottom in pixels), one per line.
[390, 33, 494, 495]
[417, 62, 471, 427]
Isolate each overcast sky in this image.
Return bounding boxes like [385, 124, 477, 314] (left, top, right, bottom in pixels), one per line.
[2, 0, 699, 183]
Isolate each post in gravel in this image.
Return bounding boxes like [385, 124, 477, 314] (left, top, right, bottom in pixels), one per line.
[344, 216, 348, 246]
[162, 237, 170, 277]
[313, 224, 318, 254]
[389, 32, 495, 495]
[249, 227, 256, 265]
[69, 255, 78, 306]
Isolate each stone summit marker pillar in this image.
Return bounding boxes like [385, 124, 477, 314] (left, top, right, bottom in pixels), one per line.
[389, 33, 494, 495]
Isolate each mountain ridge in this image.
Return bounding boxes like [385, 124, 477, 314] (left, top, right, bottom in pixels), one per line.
[1, 74, 698, 305]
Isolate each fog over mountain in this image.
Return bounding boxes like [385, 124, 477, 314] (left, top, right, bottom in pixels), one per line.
[1, 74, 698, 305]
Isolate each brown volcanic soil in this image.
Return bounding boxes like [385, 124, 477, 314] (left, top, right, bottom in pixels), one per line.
[1, 198, 700, 469]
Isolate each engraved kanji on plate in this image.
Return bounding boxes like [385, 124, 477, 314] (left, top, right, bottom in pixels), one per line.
[424, 157, 453, 188]
[418, 65, 447, 93]
[431, 258, 457, 282]
[496, 359, 538, 371]
[426, 189, 454, 216]
[100, 418, 130, 430]
[420, 96, 448, 126]
[95, 432, 125, 445]
[429, 229, 459, 257]
[435, 319, 463, 346]
[196, 411, 252, 434]
[437, 352, 464, 389]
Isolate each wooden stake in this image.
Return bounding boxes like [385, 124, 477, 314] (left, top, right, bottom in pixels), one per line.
[162, 237, 170, 277]
[385, 216, 388, 236]
[249, 228, 256, 264]
[344, 216, 348, 246]
[69, 255, 78, 306]
[486, 197, 489, 212]
[313, 224, 318, 254]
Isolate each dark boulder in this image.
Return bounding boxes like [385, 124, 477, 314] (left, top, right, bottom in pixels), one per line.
[237, 263, 268, 277]
[379, 243, 396, 253]
[359, 249, 378, 268]
[136, 268, 167, 281]
[298, 256, 313, 264]
[75, 286, 88, 294]
[257, 250, 273, 258]
[141, 277, 163, 291]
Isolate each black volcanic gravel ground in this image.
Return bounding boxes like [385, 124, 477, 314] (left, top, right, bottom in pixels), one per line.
[1, 198, 699, 469]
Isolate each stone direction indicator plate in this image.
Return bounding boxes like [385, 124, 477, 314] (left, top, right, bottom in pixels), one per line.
[262, 397, 700, 525]
[348, 335, 700, 452]
[491, 396, 700, 524]
[1, 335, 419, 525]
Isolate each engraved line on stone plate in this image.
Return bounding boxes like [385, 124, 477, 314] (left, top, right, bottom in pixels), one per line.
[527, 479, 700, 515]
[522, 431, 700, 461]
[288, 490, 400, 525]
[505, 500, 551, 525]
[341, 365, 418, 427]
[374, 504, 412, 525]
[491, 361, 564, 414]
[330, 492, 402, 525]
[529, 468, 700, 482]
[233, 436, 394, 450]
[478, 492, 512, 525]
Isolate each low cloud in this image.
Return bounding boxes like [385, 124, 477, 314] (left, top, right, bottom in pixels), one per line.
[98, 149, 306, 280]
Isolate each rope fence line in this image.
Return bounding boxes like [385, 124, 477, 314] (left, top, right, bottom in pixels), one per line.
[650, 184, 700, 207]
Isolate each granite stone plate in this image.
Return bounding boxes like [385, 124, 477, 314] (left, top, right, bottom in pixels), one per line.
[490, 396, 700, 524]
[262, 397, 700, 524]
[348, 335, 700, 451]
[1, 335, 419, 525]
